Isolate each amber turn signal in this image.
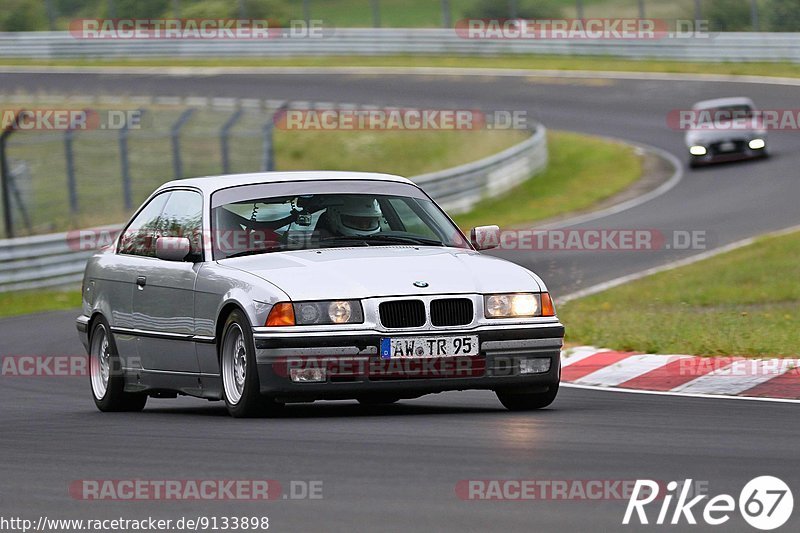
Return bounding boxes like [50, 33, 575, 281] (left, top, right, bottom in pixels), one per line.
[540, 292, 555, 317]
[266, 302, 295, 326]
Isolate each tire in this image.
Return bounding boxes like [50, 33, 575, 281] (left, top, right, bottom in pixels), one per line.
[89, 317, 147, 412]
[496, 382, 559, 411]
[220, 310, 283, 418]
[357, 395, 401, 406]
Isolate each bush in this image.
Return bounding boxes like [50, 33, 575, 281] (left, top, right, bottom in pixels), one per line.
[466, 0, 564, 19]
[181, 0, 290, 21]
[767, 0, 800, 31]
[0, 0, 48, 31]
[705, 0, 753, 31]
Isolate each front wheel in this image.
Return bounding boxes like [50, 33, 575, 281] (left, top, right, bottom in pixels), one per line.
[89, 318, 147, 412]
[220, 310, 283, 418]
[496, 383, 559, 411]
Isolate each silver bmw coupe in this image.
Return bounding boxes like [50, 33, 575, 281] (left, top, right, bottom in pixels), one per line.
[77, 171, 564, 417]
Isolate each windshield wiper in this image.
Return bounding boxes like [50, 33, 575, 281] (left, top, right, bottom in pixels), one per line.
[321, 234, 444, 247]
[361, 234, 444, 246]
[224, 245, 285, 259]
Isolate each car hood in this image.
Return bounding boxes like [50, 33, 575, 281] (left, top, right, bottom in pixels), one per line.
[219, 246, 543, 301]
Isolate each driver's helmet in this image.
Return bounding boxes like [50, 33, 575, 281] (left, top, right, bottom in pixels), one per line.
[326, 196, 382, 237]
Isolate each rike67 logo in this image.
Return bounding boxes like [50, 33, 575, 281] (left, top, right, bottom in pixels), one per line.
[624, 477, 793, 530]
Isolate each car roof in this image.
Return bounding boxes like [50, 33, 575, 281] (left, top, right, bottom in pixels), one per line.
[155, 171, 414, 195]
[692, 97, 755, 110]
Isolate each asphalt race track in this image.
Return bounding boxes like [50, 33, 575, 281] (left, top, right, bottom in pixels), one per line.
[1, 69, 799, 532]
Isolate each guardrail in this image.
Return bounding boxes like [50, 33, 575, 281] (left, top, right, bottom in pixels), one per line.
[2, 30, 800, 62]
[0, 125, 547, 292]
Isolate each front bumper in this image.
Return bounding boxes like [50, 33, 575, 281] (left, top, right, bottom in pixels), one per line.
[253, 324, 564, 401]
[76, 315, 90, 352]
[690, 146, 767, 166]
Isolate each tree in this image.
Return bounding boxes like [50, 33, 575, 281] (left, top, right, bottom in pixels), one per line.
[767, 0, 800, 31]
[705, 0, 752, 31]
[0, 0, 47, 31]
[466, 0, 564, 19]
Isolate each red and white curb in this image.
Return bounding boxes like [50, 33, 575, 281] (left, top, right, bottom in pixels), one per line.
[561, 346, 800, 401]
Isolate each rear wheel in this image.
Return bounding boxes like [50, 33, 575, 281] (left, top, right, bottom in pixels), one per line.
[221, 310, 283, 418]
[496, 383, 559, 411]
[89, 318, 147, 412]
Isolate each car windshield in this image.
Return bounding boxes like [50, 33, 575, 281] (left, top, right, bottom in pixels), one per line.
[210, 180, 470, 260]
[697, 104, 754, 123]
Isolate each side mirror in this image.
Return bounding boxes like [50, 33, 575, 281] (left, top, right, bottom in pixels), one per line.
[155, 236, 191, 262]
[470, 225, 500, 251]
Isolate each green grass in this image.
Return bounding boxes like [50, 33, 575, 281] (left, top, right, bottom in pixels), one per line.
[452, 131, 641, 229]
[559, 231, 800, 357]
[6, 55, 800, 79]
[0, 288, 82, 318]
[8, 0, 699, 31]
[281, 0, 709, 27]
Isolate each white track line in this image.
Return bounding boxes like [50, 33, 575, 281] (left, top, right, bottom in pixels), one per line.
[561, 346, 609, 366]
[5, 65, 800, 88]
[561, 382, 800, 404]
[536, 138, 683, 231]
[671, 359, 792, 395]
[559, 224, 800, 303]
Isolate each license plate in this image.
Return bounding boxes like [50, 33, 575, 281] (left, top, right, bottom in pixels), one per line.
[719, 141, 736, 152]
[380, 335, 479, 359]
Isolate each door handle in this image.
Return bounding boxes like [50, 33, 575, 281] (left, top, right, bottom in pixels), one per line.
[136, 276, 147, 290]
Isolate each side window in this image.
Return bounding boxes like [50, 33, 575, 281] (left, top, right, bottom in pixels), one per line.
[157, 190, 204, 256]
[387, 198, 438, 239]
[118, 192, 170, 257]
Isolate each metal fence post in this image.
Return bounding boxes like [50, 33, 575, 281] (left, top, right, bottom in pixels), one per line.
[171, 108, 195, 180]
[262, 103, 288, 172]
[64, 119, 80, 216]
[750, 0, 759, 31]
[119, 109, 143, 211]
[172, 0, 181, 17]
[44, 0, 56, 30]
[371, 0, 381, 28]
[508, 0, 518, 19]
[441, 0, 451, 28]
[0, 111, 23, 238]
[638, 0, 645, 20]
[220, 108, 244, 174]
[576, 0, 584, 19]
[694, 0, 702, 23]
[303, 0, 311, 23]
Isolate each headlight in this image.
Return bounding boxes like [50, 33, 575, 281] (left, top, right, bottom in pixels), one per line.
[689, 145, 707, 156]
[748, 138, 766, 150]
[484, 293, 555, 318]
[293, 300, 363, 325]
